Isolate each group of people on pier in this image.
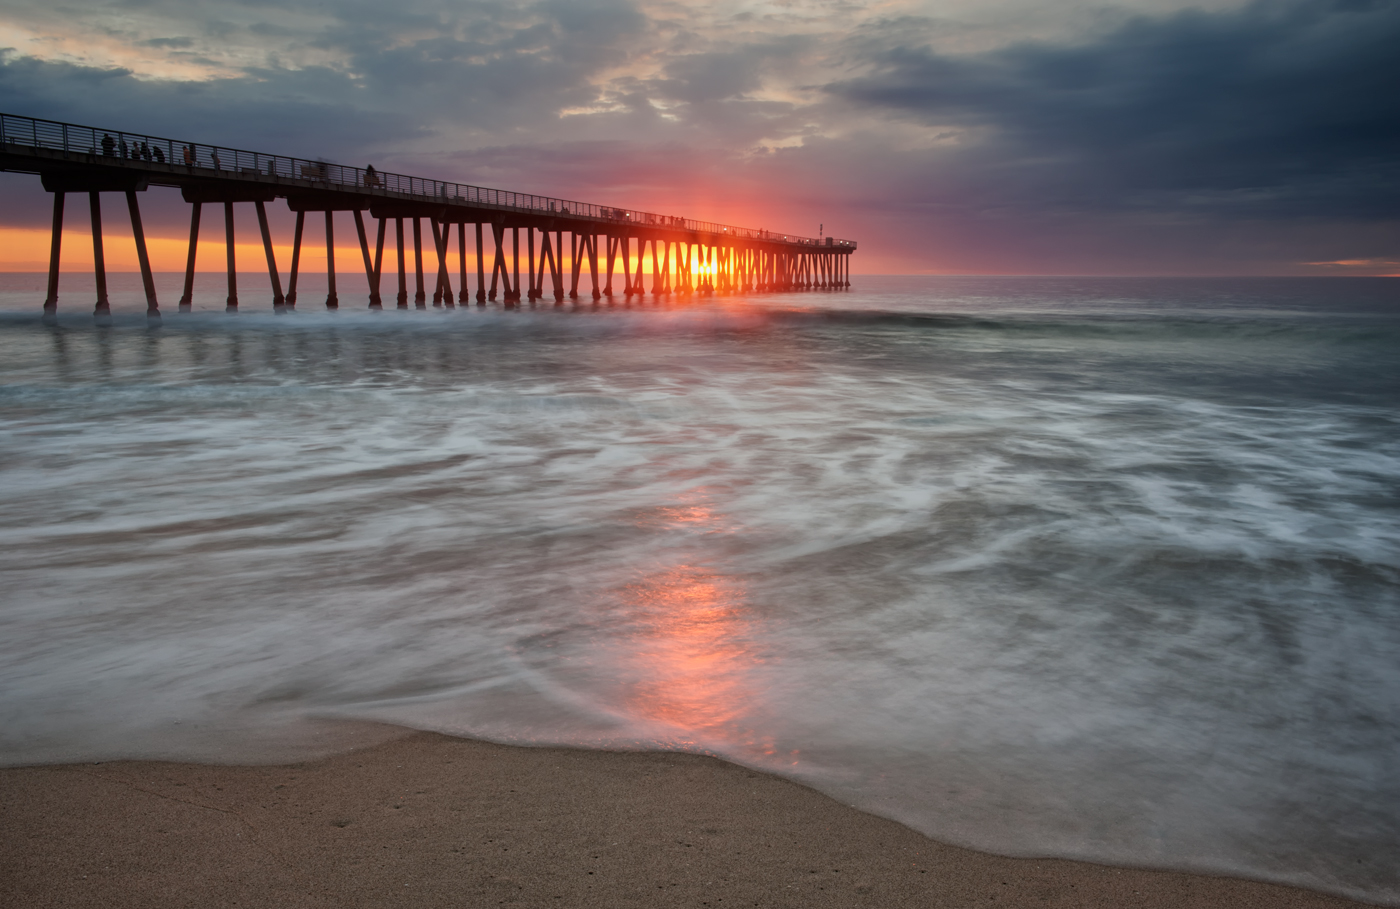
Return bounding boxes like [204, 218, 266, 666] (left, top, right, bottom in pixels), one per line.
[99, 133, 166, 164]
[99, 133, 224, 170]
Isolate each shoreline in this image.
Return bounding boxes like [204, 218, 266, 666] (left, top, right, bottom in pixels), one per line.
[0, 729, 1380, 908]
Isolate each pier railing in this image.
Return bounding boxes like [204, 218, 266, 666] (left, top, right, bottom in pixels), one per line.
[0, 112, 855, 249]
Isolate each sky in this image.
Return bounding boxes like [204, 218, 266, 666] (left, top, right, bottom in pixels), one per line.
[1, 0, 1397, 275]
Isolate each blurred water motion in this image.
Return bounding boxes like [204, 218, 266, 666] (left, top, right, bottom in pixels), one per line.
[1, 275, 1398, 905]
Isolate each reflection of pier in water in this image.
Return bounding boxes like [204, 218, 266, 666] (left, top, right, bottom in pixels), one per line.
[0, 112, 857, 323]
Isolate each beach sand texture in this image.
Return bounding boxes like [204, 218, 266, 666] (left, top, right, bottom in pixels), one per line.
[0, 730, 1376, 908]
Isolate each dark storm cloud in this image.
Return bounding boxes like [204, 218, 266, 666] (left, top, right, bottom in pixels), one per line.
[827, 0, 1400, 220]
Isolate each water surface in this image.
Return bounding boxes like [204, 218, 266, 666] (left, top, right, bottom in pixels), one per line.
[2, 274, 1398, 904]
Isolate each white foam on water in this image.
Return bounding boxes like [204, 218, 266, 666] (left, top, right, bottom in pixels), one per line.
[1, 275, 1398, 904]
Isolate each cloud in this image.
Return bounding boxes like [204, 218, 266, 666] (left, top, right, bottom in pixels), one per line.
[0, 0, 663, 155]
[1306, 258, 1400, 267]
[140, 37, 195, 49]
[824, 0, 1400, 220]
[0, 53, 424, 158]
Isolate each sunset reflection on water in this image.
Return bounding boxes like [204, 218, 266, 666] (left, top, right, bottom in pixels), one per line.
[616, 498, 776, 757]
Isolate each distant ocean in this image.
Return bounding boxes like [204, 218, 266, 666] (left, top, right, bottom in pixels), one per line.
[2, 274, 1397, 904]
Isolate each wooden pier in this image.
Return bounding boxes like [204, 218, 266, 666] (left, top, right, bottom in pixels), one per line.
[0, 113, 856, 321]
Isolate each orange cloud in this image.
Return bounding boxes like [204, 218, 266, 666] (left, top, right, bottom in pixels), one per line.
[1304, 258, 1400, 269]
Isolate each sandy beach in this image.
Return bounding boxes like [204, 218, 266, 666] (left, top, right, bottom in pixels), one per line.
[0, 729, 1378, 908]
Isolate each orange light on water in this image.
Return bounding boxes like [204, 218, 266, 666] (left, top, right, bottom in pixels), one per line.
[622, 565, 749, 734]
[617, 499, 773, 753]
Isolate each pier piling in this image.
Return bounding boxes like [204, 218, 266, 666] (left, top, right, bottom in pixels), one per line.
[395, 218, 407, 309]
[512, 227, 521, 305]
[288, 211, 304, 309]
[458, 223, 469, 305]
[89, 192, 110, 323]
[324, 210, 337, 310]
[353, 211, 378, 310]
[411, 218, 425, 308]
[255, 200, 283, 312]
[124, 190, 159, 319]
[43, 191, 64, 320]
[223, 201, 237, 312]
[373, 217, 387, 308]
[475, 224, 486, 304]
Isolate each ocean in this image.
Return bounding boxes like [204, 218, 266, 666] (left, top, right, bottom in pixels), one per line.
[1, 273, 1397, 904]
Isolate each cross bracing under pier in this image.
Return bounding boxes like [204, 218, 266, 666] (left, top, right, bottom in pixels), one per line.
[0, 112, 856, 321]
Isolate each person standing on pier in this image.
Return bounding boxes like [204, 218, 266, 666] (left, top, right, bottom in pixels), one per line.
[101, 133, 115, 156]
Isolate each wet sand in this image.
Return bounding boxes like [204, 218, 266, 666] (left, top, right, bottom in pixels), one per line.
[0, 730, 1379, 908]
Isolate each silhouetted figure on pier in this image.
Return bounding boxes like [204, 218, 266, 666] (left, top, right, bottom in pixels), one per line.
[153, 145, 164, 163]
[100, 133, 115, 156]
[210, 149, 221, 170]
[364, 165, 378, 187]
[183, 144, 194, 166]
